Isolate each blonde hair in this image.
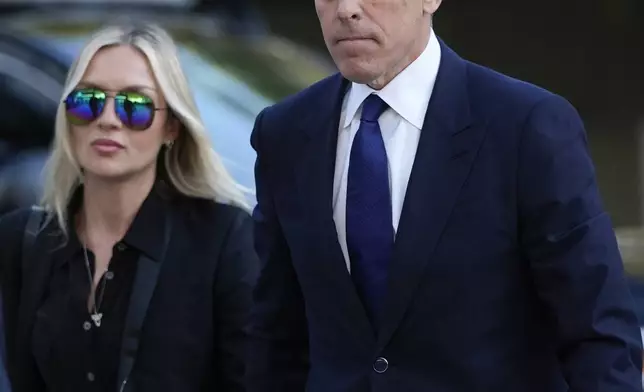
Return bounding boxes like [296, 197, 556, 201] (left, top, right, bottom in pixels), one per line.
[41, 22, 250, 234]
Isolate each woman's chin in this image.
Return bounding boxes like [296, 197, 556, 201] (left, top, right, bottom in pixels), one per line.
[81, 163, 136, 183]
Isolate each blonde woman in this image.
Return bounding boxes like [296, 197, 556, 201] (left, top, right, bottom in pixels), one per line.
[0, 23, 258, 392]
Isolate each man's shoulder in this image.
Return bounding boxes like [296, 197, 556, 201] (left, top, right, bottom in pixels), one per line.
[462, 60, 582, 141]
[259, 73, 342, 126]
[464, 60, 561, 113]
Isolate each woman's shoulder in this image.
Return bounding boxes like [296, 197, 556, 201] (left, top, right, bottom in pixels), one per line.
[175, 197, 251, 236]
[171, 197, 253, 256]
[0, 207, 39, 241]
[0, 207, 43, 277]
[178, 196, 251, 228]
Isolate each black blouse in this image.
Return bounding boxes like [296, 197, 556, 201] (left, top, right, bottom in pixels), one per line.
[32, 188, 166, 392]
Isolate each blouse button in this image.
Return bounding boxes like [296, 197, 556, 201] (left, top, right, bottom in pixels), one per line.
[87, 372, 95, 382]
[105, 271, 115, 280]
[116, 243, 127, 252]
[83, 321, 92, 331]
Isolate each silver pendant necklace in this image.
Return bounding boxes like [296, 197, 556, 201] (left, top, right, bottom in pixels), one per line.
[83, 245, 109, 327]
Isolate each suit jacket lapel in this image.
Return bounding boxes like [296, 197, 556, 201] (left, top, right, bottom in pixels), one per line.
[378, 42, 486, 347]
[294, 74, 375, 340]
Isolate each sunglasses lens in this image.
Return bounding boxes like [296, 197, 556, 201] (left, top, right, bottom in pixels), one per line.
[65, 88, 105, 125]
[115, 92, 155, 130]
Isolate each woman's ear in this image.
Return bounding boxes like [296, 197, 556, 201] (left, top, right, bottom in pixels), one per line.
[164, 112, 180, 144]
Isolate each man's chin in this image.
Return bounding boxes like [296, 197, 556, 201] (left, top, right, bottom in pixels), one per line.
[337, 63, 380, 86]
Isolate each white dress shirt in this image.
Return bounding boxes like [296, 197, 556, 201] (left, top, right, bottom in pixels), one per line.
[332, 30, 442, 270]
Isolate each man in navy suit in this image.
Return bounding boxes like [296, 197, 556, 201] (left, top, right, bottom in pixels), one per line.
[246, 0, 643, 390]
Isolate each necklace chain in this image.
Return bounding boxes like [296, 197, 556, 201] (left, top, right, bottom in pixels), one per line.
[83, 245, 110, 327]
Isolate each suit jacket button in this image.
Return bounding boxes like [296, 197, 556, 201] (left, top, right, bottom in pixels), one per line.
[373, 357, 388, 373]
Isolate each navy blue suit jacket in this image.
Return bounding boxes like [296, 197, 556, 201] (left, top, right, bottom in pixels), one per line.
[247, 39, 643, 391]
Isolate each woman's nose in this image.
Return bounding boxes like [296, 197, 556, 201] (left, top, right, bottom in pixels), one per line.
[96, 97, 122, 130]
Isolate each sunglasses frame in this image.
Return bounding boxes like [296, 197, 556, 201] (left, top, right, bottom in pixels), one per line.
[64, 87, 169, 131]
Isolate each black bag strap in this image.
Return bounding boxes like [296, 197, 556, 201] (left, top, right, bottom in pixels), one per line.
[0, 297, 5, 365]
[0, 207, 45, 365]
[22, 206, 45, 273]
[117, 214, 172, 392]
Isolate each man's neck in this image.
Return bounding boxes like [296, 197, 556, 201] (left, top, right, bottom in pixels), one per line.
[368, 24, 432, 90]
[79, 170, 155, 247]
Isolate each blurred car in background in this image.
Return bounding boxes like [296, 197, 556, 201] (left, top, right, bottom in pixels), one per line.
[0, 0, 332, 213]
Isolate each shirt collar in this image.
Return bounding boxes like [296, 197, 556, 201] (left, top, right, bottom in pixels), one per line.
[343, 28, 442, 129]
[57, 181, 173, 263]
[120, 182, 173, 261]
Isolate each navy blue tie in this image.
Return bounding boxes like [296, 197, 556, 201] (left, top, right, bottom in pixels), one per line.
[346, 94, 393, 328]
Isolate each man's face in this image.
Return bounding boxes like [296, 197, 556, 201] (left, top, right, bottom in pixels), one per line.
[315, 0, 441, 87]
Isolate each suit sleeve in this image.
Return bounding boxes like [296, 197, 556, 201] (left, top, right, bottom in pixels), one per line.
[213, 209, 260, 391]
[245, 109, 310, 391]
[518, 95, 643, 391]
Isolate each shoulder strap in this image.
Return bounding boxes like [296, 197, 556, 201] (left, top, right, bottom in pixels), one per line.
[117, 213, 173, 392]
[0, 206, 44, 375]
[21, 206, 45, 272]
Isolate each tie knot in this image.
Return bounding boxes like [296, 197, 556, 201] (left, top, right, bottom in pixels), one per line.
[360, 94, 388, 123]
